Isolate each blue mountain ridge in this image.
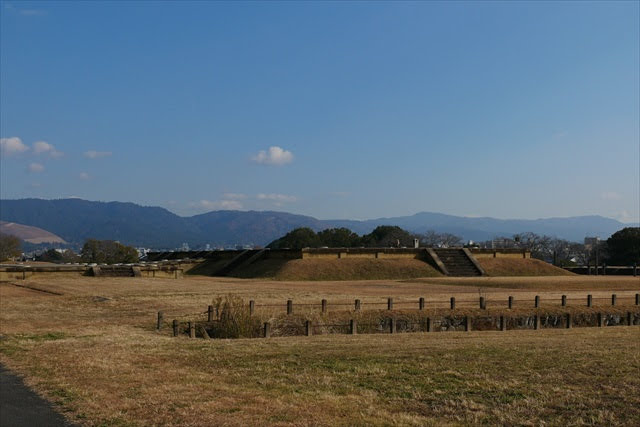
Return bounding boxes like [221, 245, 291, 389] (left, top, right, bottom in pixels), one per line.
[0, 198, 634, 248]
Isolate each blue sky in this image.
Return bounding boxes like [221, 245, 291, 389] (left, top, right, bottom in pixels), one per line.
[1, 1, 638, 222]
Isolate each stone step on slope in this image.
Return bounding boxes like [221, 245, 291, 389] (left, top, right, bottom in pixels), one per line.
[433, 248, 483, 277]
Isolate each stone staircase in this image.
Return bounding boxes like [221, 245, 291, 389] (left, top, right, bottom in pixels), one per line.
[432, 248, 483, 277]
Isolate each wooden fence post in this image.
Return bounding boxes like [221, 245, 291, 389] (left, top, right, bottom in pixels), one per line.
[636, 293, 639, 306]
[350, 319, 357, 335]
[500, 315, 506, 331]
[426, 317, 431, 332]
[305, 320, 312, 336]
[172, 319, 179, 337]
[598, 313, 604, 327]
[534, 315, 541, 330]
[508, 296, 513, 309]
[566, 313, 572, 329]
[199, 325, 211, 339]
[157, 311, 163, 330]
[479, 297, 486, 310]
[587, 294, 593, 307]
[465, 316, 471, 332]
[355, 299, 361, 311]
[263, 322, 271, 338]
[321, 299, 327, 314]
[611, 294, 617, 306]
[534, 296, 540, 308]
[249, 300, 255, 315]
[207, 305, 214, 322]
[419, 297, 425, 310]
[387, 298, 393, 310]
[627, 312, 633, 326]
[389, 318, 396, 334]
[450, 297, 456, 310]
[287, 299, 293, 315]
[561, 295, 567, 307]
[189, 322, 195, 338]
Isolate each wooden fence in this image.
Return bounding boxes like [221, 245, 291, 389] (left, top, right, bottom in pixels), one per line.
[158, 293, 640, 339]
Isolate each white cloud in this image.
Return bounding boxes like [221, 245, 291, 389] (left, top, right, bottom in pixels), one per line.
[28, 162, 44, 173]
[33, 141, 63, 158]
[615, 210, 637, 223]
[257, 193, 297, 203]
[189, 199, 244, 211]
[79, 172, 90, 180]
[1, 137, 29, 156]
[223, 193, 248, 200]
[252, 146, 294, 166]
[601, 192, 621, 201]
[84, 150, 112, 159]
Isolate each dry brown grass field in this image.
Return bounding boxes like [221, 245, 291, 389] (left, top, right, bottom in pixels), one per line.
[1, 275, 639, 426]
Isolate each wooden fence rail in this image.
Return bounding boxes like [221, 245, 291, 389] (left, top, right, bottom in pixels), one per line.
[157, 293, 640, 331]
[168, 310, 639, 339]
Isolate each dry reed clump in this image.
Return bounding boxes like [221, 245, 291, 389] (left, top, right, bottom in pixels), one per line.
[209, 295, 262, 338]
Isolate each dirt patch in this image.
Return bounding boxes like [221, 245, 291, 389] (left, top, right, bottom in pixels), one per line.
[477, 258, 573, 276]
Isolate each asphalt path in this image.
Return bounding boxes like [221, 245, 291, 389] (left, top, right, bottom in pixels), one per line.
[0, 365, 75, 427]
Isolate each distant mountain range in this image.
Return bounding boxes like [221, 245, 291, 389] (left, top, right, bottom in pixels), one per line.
[0, 198, 635, 249]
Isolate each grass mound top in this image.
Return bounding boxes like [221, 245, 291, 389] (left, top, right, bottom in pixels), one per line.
[477, 257, 574, 276]
[230, 258, 442, 281]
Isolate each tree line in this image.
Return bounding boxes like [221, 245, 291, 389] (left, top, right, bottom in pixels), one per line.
[0, 236, 139, 264]
[267, 226, 639, 266]
[1, 227, 637, 266]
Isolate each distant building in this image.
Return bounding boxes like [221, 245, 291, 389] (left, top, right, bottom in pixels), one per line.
[584, 237, 600, 249]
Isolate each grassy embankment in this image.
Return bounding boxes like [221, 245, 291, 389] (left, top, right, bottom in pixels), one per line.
[194, 255, 571, 280]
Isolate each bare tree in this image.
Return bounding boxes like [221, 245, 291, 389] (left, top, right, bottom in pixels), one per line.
[420, 230, 463, 248]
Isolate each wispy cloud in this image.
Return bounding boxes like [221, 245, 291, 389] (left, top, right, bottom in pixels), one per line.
[4, 3, 46, 16]
[614, 210, 637, 223]
[79, 172, 90, 180]
[84, 150, 112, 159]
[601, 192, 621, 201]
[1, 137, 29, 156]
[257, 193, 297, 203]
[33, 141, 63, 158]
[551, 131, 568, 140]
[189, 199, 244, 211]
[222, 193, 248, 200]
[20, 9, 46, 16]
[27, 162, 44, 173]
[252, 146, 294, 166]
